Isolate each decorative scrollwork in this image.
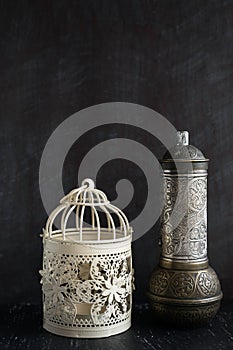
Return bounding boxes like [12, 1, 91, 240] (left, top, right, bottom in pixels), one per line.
[171, 273, 195, 297]
[161, 176, 207, 259]
[149, 267, 221, 301]
[197, 271, 218, 296]
[149, 270, 169, 295]
[150, 302, 220, 327]
[188, 178, 207, 212]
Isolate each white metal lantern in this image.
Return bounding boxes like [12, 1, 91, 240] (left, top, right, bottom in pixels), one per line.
[40, 178, 134, 338]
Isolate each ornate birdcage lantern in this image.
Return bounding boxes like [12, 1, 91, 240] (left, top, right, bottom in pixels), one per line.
[40, 178, 134, 338]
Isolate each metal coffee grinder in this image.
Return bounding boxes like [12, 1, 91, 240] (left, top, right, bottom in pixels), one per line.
[147, 131, 222, 327]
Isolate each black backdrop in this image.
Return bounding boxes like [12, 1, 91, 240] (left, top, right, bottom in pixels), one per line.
[0, 0, 233, 305]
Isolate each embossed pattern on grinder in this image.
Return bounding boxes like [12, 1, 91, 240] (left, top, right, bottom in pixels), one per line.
[147, 131, 223, 327]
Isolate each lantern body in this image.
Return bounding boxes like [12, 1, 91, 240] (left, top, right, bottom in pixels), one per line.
[147, 131, 222, 327]
[40, 179, 133, 338]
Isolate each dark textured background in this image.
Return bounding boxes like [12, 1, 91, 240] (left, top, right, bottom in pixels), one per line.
[0, 0, 232, 305]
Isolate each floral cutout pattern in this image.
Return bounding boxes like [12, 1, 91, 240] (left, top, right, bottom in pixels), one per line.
[40, 250, 133, 327]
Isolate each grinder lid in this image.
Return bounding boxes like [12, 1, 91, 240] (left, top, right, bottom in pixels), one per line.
[161, 131, 208, 162]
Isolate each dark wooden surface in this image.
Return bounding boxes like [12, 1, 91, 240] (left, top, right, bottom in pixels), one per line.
[1, 302, 233, 350]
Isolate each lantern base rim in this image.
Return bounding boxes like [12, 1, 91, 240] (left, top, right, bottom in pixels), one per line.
[43, 319, 131, 338]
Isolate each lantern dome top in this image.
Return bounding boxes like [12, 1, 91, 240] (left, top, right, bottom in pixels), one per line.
[43, 178, 132, 243]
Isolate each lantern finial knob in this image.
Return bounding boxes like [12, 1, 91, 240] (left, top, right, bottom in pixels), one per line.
[81, 178, 95, 189]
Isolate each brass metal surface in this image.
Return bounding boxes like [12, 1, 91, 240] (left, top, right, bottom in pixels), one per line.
[148, 131, 222, 327]
[159, 258, 209, 271]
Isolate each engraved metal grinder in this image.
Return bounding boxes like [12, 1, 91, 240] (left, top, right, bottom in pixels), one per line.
[147, 131, 222, 327]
